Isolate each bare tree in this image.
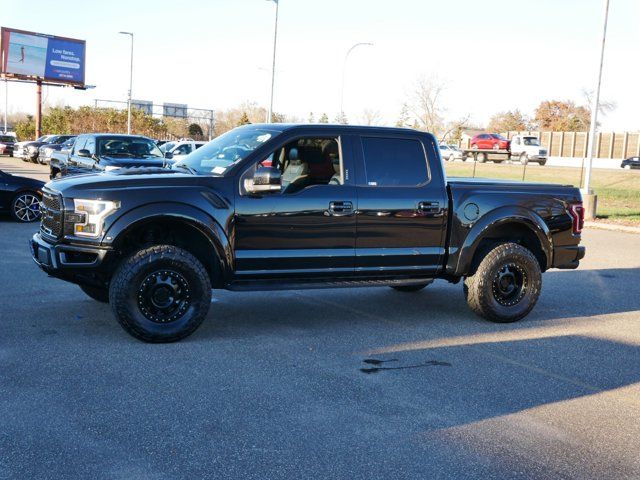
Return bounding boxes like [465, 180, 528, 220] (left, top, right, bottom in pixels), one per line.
[359, 108, 383, 126]
[439, 115, 471, 144]
[405, 75, 446, 136]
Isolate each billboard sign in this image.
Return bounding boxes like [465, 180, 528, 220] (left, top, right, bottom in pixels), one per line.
[163, 103, 188, 119]
[1, 27, 85, 85]
[131, 99, 153, 115]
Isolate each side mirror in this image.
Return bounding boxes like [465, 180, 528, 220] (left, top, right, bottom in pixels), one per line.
[245, 166, 281, 194]
[164, 151, 173, 159]
[78, 149, 91, 157]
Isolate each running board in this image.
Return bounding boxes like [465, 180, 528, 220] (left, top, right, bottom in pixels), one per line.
[226, 278, 434, 292]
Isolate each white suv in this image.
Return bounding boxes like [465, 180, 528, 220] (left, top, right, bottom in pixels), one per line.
[161, 140, 207, 161]
[510, 135, 547, 165]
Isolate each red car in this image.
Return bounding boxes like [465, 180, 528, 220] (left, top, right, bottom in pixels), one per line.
[471, 133, 511, 151]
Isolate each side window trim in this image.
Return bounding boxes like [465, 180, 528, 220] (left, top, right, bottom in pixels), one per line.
[238, 135, 347, 196]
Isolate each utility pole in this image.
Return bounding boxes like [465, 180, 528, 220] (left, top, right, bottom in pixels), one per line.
[119, 32, 134, 134]
[3, 78, 7, 133]
[35, 80, 42, 139]
[582, 0, 610, 219]
[266, 0, 279, 124]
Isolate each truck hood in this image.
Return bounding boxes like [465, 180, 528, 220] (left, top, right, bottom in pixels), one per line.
[45, 169, 221, 199]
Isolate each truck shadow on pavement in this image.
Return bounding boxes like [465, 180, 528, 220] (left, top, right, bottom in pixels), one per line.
[200, 267, 640, 338]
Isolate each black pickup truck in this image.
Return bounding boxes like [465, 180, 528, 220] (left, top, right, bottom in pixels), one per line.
[31, 124, 585, 342]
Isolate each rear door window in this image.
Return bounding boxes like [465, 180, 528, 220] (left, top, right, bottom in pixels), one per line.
[361, 137, 428, 187]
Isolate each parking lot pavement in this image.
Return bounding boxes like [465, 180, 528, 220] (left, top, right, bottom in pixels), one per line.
[1, 204, 640, 479]
[0, 156, 50, 182]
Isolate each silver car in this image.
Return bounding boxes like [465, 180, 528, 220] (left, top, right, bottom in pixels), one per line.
[439, 144, 465, 162]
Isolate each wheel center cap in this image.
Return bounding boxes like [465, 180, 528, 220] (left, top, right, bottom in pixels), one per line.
[151, 286, 172, 308]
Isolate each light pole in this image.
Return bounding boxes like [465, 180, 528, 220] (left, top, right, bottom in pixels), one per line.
[582, 0, 610, 219]
[3, 78, 7, 133]
[266, 0, 279, 124]
[119, 31, 134, 134]
[339, 42, 373, 123]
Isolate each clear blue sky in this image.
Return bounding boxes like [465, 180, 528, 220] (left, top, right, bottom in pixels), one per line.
[2, 0, 639, 130]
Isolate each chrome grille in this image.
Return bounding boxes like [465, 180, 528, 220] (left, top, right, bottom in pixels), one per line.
[40, 190, 63, 238]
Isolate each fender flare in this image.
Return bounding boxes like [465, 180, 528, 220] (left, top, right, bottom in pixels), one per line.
[451, 206, 553, 276]
[102, 202, 233, 285]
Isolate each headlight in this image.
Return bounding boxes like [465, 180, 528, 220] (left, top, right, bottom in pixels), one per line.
[104, 165, 121, 172]
[67, 199, 119, 238]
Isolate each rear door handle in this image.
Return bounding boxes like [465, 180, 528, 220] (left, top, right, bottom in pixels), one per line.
[328, 201, 354, 216]
[417, 201, 443, 216]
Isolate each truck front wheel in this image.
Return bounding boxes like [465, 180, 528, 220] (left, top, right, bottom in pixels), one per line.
[109, 245, 212, 342]
[464, 243, 541, 323]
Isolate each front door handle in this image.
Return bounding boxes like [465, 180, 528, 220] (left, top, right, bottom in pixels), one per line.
[327, 201, 354, 216]
[417, 201, 443, 217]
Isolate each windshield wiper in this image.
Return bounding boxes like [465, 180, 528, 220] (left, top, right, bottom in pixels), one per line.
[173, 163, 197, 175]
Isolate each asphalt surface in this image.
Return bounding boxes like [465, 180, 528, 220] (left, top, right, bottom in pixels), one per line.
[1, 159, 640, 479]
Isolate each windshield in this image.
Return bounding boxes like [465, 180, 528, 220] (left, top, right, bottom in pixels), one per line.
[173, 127, 278, 175]
[160, 142, 175, 153]
[523, 137, 541, 146]
[0, 135, 13, 142]
[36, 135, 51, 142]
[97, 137, 163, 158]
[491, 134, 507, 140]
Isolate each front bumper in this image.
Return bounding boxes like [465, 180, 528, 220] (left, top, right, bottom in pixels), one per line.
[552, 245, 585, 269]
[30, 233, 112, 283]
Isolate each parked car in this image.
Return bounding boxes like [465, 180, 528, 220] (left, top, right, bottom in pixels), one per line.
[510, 135, 548, 165]
[38, 136, 76, 165]
[16, 135, 74, 163]
[621, 156, 640, 170]
[0, 169, 44, 222]
[438, 144, 465, 162]
[31, 124, 585, 342]
[160, 140, 207, 161]
[0, 134, 16, 156]
[471, 133, 511, 151]
[14, 135, 54, 161]
[59, 134, 168, 176]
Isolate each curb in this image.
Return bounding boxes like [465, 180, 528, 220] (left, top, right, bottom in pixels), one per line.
[585, 221, 640, 234]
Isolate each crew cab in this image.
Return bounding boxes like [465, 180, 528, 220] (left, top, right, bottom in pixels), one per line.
[57, 134, 167, 176]
[510, 135, 548, 165]
[30, 124, 585, 343]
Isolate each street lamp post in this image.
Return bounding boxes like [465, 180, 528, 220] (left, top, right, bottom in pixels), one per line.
[3, 78, 7, 133]
[266, 0, 279, 124]
[339, 42, 373, 123]
[582, 0, 610, 219]
[119, 31, 134, 134]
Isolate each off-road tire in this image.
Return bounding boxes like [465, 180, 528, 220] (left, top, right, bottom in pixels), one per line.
[80, 284, 110, 303]
[109, 245, 212, 343]
[391, 284, 429, 292]
[464, 242, 541, 323]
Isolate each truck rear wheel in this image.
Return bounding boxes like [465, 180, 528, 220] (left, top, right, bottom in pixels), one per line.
[80, 284, 110, 303]
[464, 243, 541, 323]
[109, 245, 212, 343]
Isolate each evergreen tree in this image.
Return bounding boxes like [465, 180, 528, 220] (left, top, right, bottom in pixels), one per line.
[238, 112, 251, 126]
[318, 113, 329, 123]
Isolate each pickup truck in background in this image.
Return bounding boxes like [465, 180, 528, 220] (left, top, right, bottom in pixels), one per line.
[510, 135, 548, 165]
[30, 124, 585, 342]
